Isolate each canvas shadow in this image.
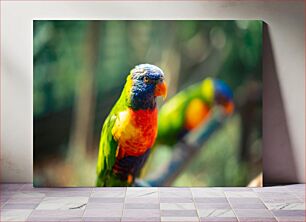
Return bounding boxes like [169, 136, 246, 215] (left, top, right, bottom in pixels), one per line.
[262, 23, 298, 186]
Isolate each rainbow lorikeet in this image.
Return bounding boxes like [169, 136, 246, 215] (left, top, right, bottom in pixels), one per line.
[96, 64, 167, 186]
[156, 78, 234, 146]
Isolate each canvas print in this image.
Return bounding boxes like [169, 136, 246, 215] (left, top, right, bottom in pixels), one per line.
[34, 20, 262, 187]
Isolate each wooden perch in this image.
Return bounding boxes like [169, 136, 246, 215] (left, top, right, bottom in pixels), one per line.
[135, 109, 227, 187]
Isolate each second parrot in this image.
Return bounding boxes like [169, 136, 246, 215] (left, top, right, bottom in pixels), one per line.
[157, 78, 234, 146]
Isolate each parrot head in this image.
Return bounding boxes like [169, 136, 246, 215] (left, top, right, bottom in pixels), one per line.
[202, 78, 234, 115]
[214, 79, 234, 114]
[127, 64, 167, 110]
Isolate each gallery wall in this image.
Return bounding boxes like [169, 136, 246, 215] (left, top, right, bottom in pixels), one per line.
[1, 1, 305, 184]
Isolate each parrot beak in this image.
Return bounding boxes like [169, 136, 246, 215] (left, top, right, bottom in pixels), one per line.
[224, 100, 234, 115]
[155, 81, 167, 100]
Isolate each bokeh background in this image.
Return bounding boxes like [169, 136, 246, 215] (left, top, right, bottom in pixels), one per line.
[34, 20, 262, 187]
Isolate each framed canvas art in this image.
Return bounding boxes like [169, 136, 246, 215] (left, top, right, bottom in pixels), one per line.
[34, 20, 262, 187]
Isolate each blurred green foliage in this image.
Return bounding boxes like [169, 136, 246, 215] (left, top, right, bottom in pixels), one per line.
[34, 20, 262, 116]
[34, 20, 262, 186]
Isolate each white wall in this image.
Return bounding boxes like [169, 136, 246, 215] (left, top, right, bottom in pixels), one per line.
[1, 1, 305, 184]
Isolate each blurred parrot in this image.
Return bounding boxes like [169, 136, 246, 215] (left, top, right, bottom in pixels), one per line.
[156, 78, 234, 146]
[96, 64, 167, 186]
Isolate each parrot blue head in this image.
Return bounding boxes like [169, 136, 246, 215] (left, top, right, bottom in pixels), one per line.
[201, 78, 234, 114]
[129, 64, 167, 110]
[214, 79, 233, 103]
[213, 79, 234, 114]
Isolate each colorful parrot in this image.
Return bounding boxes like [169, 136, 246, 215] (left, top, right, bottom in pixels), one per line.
[96, 64, 167, 186]
[156, 78, 234, 146]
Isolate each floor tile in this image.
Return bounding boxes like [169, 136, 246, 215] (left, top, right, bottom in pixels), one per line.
[1, 196, 10, 206]
[200, 217, 238, 222]
[0, 209, 32, 221]
[195, 202, 231, 209]
[127, 187, 158, 192]
[2, 203, 39, 209]
[125, 197, 159, 203]
[7, 197, 44, 204]
[43, 191, 92, 197]
[36, 196, 88, 210]
[261, 197, 302, 204]
[276, 217, 306, 222]
[86, 202, 123, 209]
[93, 187, 126, 192]
[234, 209, 274, 218]
[91, 189, 125, 197]
[265, 202, 305, 210]
[257, 192, 300, 203]
[228, 197, 262, 204]
[194, 197, 228, 203]
[160, 203, 196, 210]
[123, 217, 161, 221]
[252, 186, 289, 193]
[162, 217, 199, 222]
[223, 188, 252, 192]
[27, 217, 83, 221]
[161, 209, 198, 217]
[11, 191, 45, 199]
[191, 188, 225, 198]
[83, 217, 121, 222]
[230, 202, 266, 209]
[159, 188, 192, 197]
[286, 184, 305, 191]
[1, 183, 305, 222]
[237, 218, 277, 222]
[198, 209, 235, 217]
[126, 187, 158, 198]
[225, 191, 258, 198]
[292, 191, 305, 201]
[83, 208, 123, 217]
[271, 209, 305, 217]
[1, 184, 24, 191]
[88, 197, 124, 203]
[125, 203, 160, 209]
[122, 209, 160, 217]
[29, 209, 84, 218]
[160, 197, 194, 203]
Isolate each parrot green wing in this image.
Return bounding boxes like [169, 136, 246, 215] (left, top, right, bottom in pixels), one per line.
[96, 113, 118, 187]
[96, 76, 132, 186]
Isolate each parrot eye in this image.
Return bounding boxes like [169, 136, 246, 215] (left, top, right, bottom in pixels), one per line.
[143, 76, 150, 83]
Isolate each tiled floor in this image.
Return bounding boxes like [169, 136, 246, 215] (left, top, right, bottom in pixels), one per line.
[0, 184, 305, 222]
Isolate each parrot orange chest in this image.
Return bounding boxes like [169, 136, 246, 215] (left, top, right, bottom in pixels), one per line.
[113, 108, 158, 158]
